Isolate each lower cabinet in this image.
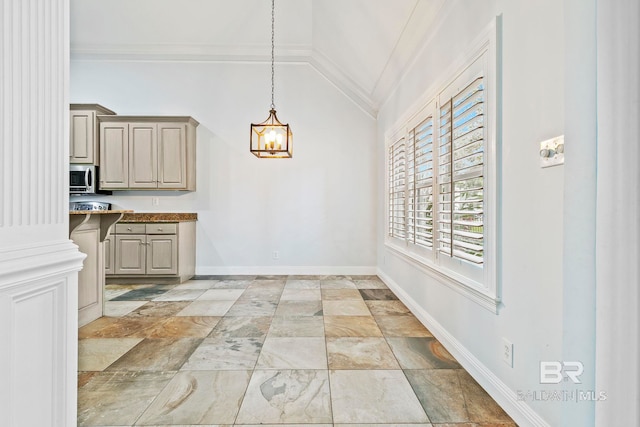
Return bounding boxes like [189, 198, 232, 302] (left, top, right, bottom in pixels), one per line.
[147, 234, 178, 275]
[107, 221, 195, 282]
[104, 234, 115, 275]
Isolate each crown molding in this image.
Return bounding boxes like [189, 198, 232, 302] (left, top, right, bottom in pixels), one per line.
[69, 2, 456, 122]
[70, 43, 312, 63]
[372, 0, 450, 107]
[70, 42, 378, 118]
[307, 50, 378, 118]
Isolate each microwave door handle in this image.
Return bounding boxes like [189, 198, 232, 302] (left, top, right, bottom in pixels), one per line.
[84, 168, 91, 187]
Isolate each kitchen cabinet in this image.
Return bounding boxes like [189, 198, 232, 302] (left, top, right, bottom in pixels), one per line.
[108, 221, 194, 282]
[147, 234, 179, 275]
[157, 123, 189, 189]
[100, 122, 129, 188]
[129, 123, 158, 188]
[70, 104, 116, 165]
[114, 234, 147, 275]
[99, 116, 198, 191]
[104, 234, 115, 275]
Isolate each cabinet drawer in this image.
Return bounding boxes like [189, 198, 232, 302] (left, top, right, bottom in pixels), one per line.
[145, 223, 177, 234]
[115, 223, 146, 234]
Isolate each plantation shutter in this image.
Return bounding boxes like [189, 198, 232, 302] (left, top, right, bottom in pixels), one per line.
[413, 116, 434, 248]
[406, 130, 415, 243]
[388, 138, 406, 239]
[437, 76, 485, 265]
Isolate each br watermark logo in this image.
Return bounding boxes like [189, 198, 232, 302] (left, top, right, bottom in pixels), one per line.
[516, 361, 607, 402]
[540, 361, 584, 384]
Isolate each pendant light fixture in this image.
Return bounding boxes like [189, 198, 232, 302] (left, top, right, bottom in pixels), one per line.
[250, 0, 293, 158]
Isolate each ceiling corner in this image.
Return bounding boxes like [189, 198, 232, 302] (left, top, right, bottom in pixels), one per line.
[308, 50, 378, 119]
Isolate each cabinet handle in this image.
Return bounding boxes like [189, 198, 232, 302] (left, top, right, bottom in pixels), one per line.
[127, 227, 132, 231]
[157, 228, 163, 231]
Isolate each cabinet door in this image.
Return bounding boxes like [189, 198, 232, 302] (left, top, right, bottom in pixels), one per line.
[104, 235, 115, 275]
[100, 123, 129, 188]
[129, 123, 158, 189]
[70, 110, 96, 164]
[114, 235, 146, 275]
[146, 234, 178, 275]
[157, 123, 187, 189]
[73, 226, 102, 319]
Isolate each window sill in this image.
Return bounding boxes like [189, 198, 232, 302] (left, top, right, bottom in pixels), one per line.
[384, 242, 501, 314]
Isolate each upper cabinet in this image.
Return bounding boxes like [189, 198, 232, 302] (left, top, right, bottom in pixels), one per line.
[99, 116, 198, 191]
[70, 104, 116, 165]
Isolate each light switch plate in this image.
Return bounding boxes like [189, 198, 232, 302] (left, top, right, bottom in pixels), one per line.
[540, 135, 564, 168]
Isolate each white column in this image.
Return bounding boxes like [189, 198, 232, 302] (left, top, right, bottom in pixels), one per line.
[0, 0, 84, 426]
[595, 1, 640, 425]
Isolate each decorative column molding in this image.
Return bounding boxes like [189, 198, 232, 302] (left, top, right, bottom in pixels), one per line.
[0, 0, 84, 426]
[0, 0, 68, 245]
[595, 0, 640, 425]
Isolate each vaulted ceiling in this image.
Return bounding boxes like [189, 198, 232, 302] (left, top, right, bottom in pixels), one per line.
[70, 0, 447, 116]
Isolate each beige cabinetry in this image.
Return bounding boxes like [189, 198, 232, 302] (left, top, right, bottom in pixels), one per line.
[100, 122, 129, 188]
[115, 233, 146, 275]
[69, 211, 126, 327]
[108, 221, 195, 282]
[104, 234, 115, 275]
[129, 123, 158, 188]
[99, 116, 198, 191]
[74, 218, 102, 324]
[157, 123, 189, 189]
[70, 104, 116, 165]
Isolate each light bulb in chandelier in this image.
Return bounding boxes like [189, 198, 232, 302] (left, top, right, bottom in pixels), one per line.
[267, 130, 276, 143]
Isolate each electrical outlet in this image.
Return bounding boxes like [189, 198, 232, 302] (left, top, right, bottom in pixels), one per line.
[502, 338, 514, 368]
[152, 197, 160, 206]
[272, 251, 280, 260]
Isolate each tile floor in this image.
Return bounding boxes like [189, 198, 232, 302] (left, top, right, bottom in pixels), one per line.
[78, 275, 517, 427]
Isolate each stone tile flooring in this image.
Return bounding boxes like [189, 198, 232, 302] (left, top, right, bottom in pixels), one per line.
[78, 275, 517, 426]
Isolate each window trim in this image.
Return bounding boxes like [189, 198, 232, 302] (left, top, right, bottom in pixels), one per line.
[384, 18, 501, 313]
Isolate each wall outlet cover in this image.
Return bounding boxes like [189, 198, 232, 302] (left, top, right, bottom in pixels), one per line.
[502, 337, 514, 368]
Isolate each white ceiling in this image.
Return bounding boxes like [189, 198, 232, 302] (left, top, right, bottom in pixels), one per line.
[70, 0, 447, 116]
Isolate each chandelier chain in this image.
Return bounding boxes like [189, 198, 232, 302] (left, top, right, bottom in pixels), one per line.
[271, 0, 275, 109]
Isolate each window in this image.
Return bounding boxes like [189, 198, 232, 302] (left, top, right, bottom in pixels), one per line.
[385, 32, 498, 311]
[436, 76, 485, 283]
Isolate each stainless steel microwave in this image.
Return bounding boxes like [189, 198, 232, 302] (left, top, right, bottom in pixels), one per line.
[70, 165, 110, 195]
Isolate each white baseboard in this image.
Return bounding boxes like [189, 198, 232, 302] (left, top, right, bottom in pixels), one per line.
[196, 265, 377, 276]
[377, 268, 550, 427]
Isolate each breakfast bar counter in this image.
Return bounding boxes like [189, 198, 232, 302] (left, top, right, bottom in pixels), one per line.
[69, 210, 132, 326]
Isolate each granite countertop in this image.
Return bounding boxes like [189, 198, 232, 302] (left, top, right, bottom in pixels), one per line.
[119, 212, 198, 223]
[69, 210, 133, 215]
